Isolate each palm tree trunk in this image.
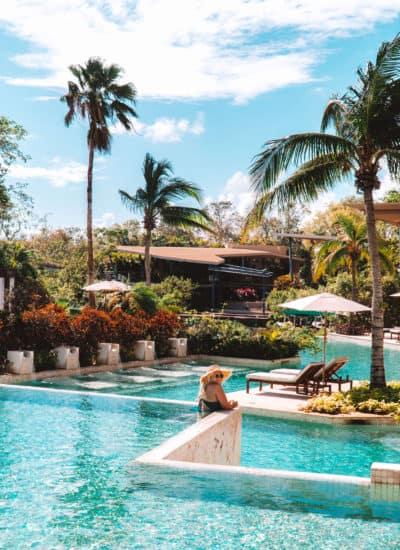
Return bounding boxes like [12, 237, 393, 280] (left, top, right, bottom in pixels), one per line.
[351, 259, 358, 301]
[144, 229, 152, 285]
[87, 142, 95, 308]
[363, 187, 386, 388]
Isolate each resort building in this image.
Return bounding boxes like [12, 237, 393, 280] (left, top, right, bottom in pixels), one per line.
[117, 244, 301, 309]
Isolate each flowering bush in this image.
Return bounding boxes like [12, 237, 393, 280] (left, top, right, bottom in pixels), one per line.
[304, 383, 400, 421]
[110, 308, 149, 361]
[71, 307, 114, 365]
[235, 287, 257, 301]
[21, 304, 72, 352]
[147, 310, 181, 357]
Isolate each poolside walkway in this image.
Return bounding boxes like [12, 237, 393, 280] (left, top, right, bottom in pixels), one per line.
[228, 382, 396, 425]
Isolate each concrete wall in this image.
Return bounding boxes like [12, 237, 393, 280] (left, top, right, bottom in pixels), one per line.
[137, 407, 242, 466]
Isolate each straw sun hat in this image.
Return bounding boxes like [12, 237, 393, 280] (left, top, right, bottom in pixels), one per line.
[200, 365, 232, 385]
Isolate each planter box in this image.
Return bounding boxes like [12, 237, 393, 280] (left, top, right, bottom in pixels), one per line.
[7, 350, 34, 374]
[54, 346, 80, 370]
[134, 340, 155, 361]
[168, 337, 187, 357]
[97, 343, 120, 366]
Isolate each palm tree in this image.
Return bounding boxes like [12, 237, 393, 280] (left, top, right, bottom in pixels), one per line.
[61, 57, 137, 306]
[314, 213, 393, 301]
[249, 35, 400, 388]
[119, 153, 211, 284]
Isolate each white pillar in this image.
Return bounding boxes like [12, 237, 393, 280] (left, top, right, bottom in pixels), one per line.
[97, 343, 120, 366]
[168, 337, 187, 357]
[134, 340, 155, 361]
[7, 350, 34, 374]
[54, 346, 80, 370]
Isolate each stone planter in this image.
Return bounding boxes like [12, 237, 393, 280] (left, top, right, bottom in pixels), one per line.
[7, 350, 34, 374]
[168, 337, 187, 357]
[54, 346, 80, 370]
[134, 340, 155, 361]
[97, 343, 120, 366]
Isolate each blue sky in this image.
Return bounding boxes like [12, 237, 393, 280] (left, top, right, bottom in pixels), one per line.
[1, 1, 400, 229]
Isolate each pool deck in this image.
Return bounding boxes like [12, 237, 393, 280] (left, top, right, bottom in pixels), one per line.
[229, 383, 396, 425]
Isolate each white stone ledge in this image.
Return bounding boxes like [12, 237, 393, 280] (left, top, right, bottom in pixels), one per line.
[137, 408, 242, 466]
[371, 462, 400, 485]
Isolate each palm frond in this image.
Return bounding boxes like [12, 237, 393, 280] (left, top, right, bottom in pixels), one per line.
[250, 132, 355, 193]
[321, 99, 347, 133]
[161, 206, 212, 231]
[250, 153, 353, 219]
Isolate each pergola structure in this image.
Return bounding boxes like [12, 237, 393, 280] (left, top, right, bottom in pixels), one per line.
[208, 264, 273, 313]
[352, 203, 400, 225]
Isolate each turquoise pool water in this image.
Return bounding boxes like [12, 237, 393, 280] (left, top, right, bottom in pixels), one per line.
[241, 415, 400, 476]
[1, 386, 400, 548]
[23, 338, 400, 403]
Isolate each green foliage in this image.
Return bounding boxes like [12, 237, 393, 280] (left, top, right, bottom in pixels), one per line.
[185, 316, 300, 360]
[152, 276, 197, 312]
[304, 382, 400, 420]
[303, 393, 354, 415]
[268, 325, 321, 354]
[132, 283, 159, 315]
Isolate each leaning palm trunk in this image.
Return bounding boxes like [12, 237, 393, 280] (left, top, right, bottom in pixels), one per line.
[87, 143, 95, 308]
[363, 186, 385, 388]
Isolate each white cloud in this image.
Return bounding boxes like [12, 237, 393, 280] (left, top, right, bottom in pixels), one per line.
[112, 112, 205, 142]
[94, 212, 116, 227]
[9, 158, 87, 187]
[2, 1, 400, 102]
[214, 171, 255, 215]
[32, 95, 58, 101]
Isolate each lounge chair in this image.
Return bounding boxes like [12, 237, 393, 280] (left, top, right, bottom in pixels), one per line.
[271, 357, 351, 392]
[246, 361, 326, 395]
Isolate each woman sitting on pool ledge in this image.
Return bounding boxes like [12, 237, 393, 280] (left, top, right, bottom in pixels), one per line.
[198, 365, 238, 412]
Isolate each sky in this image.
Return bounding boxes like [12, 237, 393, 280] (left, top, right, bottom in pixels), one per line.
[1, 1, 400, 230]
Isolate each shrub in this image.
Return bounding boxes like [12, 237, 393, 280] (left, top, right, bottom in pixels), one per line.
[303, 393, 354, 415]
[185, 316, 299, 360]
[304, 382, 400, 421]
[147, 310, 181, 357]
[71, 307, 113, 365]
[20, 304, 73, 352]
[333, 315, 370, 336]
[132, 283, 159, 315]
[152, 276, 197, 312]
[109, 308, 149, 361]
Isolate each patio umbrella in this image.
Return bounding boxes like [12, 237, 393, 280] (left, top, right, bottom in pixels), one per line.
[278, 292, 371, 370]
[390, 292, 400, 297]
[83, 280, 131, 292]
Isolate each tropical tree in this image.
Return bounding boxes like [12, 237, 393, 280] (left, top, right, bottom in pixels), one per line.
[248, 35, 400, 388]
[61, 57, 137, 305]
[119, 153, 211, 284]
[314, 213, 393, 300]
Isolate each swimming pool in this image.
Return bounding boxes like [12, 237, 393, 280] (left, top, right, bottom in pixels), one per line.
[21, 338, 400, 402]
[1, 386, 400, 548]
[242, 415, 400, 477]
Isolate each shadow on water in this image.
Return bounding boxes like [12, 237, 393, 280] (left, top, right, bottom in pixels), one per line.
[126, 463, 400, 524]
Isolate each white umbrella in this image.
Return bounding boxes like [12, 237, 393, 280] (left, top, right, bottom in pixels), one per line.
[279, 292, 371, 367]
[83, 280, 131, 292]
[390, 292, 400, 297]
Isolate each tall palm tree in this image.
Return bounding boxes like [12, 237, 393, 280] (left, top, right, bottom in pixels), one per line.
[61, 57, 137, 306]
[249, 35, 400, 388]
[119, 153, 211, 284]
[314, 213, 393, 301]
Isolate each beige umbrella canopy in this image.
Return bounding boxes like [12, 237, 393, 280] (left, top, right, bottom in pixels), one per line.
[279, 292, 371, 366]
[391, 292, 400, 297]
[83, 280, 131, 292]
